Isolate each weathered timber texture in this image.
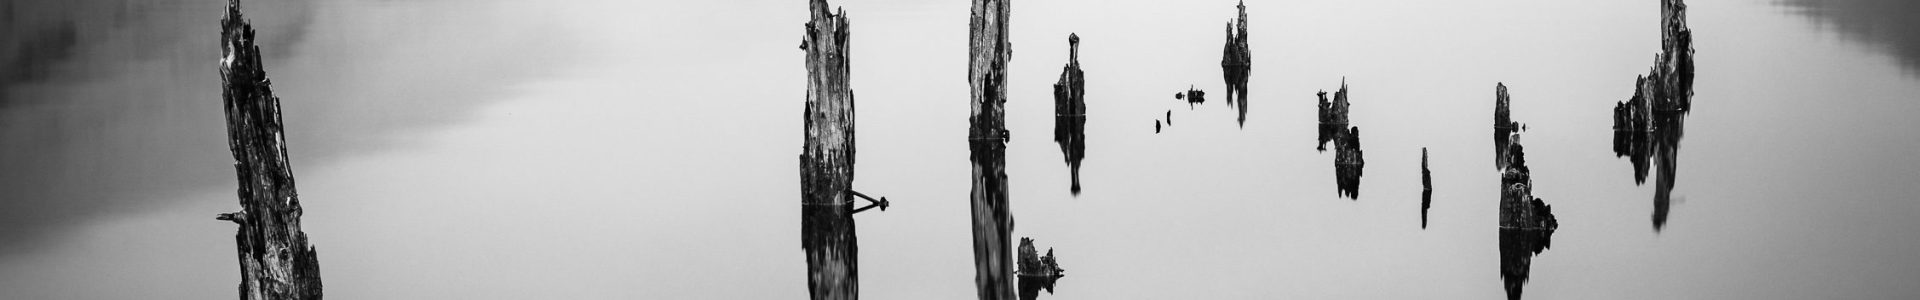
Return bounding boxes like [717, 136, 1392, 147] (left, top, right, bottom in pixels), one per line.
[1015, 238, 1066, 300]
[1421, 147, 1432, 229]
[1221, 0, 1252, 127]
[1494, 84, 1559, 300]
[1493, 83, 1518, 171]
[1053, 34, 1086, 196]
[969, 0, 1015, 299]
[1315, 81, 1364, 199]
[799, 1, 860, 299]
[1613, 0, 1694, 231]
[216, 1, 323, 298]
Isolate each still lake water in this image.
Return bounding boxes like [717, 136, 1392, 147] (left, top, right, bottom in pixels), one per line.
[3, 0, 1918, 299]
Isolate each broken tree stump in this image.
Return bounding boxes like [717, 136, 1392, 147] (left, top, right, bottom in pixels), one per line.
[1612, 0, 1694, 232]
[1221, 0, 1251, 127]
[969, 0, 1015, 299]
[1493, 83, 1559, 300]
[1315, 81, 1363, 199]
[216, 1, 323, 299]
[799, 0, 863, 299]
[1015, 237, 1066, 300]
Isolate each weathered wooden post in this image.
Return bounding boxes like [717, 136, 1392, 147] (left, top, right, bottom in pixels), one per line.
[799, 0, 862, 298]
[1421, 147, 1432, 229]
[968, 0, 1014, 299]
[1221, 0, 1251, 127]
[1052, 34, 1085, 196]
[1612, 0, 1693, 232]
[1493, 84, 1559, 300]
[215, 1, 324, 299]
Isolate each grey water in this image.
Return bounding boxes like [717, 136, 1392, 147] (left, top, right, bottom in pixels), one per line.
[4, 0, 1920, 299]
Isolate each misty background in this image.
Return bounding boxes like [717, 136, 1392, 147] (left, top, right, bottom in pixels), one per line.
[3, 0, 1919, 299]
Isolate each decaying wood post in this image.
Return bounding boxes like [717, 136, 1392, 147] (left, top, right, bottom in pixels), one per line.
[1221, 0, 1251, 127]
[1493, 83, 1559, 300]
[1015, 237, 1066, 300]
[1052, 34, 1086, 196]
[968, 0, 1014, 299]
[1315, 81, 1363, 199]
[1612, 0, 1694, 232]
[1421, 147, 1432, 229]
[216, 1, 324, 299]
[799, 0, 863, 299]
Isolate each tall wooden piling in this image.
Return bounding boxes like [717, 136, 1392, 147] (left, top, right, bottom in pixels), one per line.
[216, 1, 324, 298]
[799, 0, 860, 298]
[968, 0, 1015, 299]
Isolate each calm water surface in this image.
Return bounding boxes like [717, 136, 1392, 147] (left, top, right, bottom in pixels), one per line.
[2, 0, 1918, 299]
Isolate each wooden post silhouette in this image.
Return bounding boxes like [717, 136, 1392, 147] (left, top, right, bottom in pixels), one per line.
[216, 1, 323, 298]
[968, 0, 1014, 299]
[799, 0, 861, 298]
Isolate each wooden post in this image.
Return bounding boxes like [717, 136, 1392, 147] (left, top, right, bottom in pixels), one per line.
[216, 1, 323, 299]
[968, 0, 1014, 299]
[799, 0, 860, 299]
[1052, 34, 1085, 196]
[1221, 0, 1251, 127]
[1493, 84, 1558, 300]
[1421, 147, 1431, 229]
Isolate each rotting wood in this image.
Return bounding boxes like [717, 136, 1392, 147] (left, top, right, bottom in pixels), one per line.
[968, 0, 1015, 298]
[799, 0, 866, 298]
[216, 1, 323, 298]
[1315, 81, 1363, 199]
[1493, 83, 1559, 300]
[1053, 33, 1086, 196]
[1221, 0, 1251, 127]
[1613, 0, 1694, 232]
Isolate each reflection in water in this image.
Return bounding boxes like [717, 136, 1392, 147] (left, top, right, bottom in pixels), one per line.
[1613, 0, 1694, 232]
[969, 0, 1016, 299]
[1316, 81, 1364, 199]
[1175, 86, 1205, 108]
[799, 1, 865, 298]
[218, 2, 324, 298]
[1776, 0, 1920, 75]
[1493, 84, 1519, 171]
[1220, 0, 1251, 127]
[1493, 83, 1559, 300]
[1422, 147, 1433, 229]
[1053, 34, 1087, 196]
[1015, 238, 1066, 300]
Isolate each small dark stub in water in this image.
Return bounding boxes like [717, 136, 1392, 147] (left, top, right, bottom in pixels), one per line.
[1176, 86, 1205, 108]
[1422, 147, 1433, 229]
[1016, 237, 1066, 300]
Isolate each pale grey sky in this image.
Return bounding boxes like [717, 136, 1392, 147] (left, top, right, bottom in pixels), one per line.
[3, 0, 1919, 299]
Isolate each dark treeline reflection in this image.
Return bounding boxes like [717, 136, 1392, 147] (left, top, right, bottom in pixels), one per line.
[1316, 81, 1364, 199]
[1220, 0, 1251, 127]
[1775, 0, 1920, 75]
[1613, 0, 1694, 232]
[1493, 83, 1559, 300]
[1053, 34, 1087, 196]
[1015, 238, 1066, 300]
